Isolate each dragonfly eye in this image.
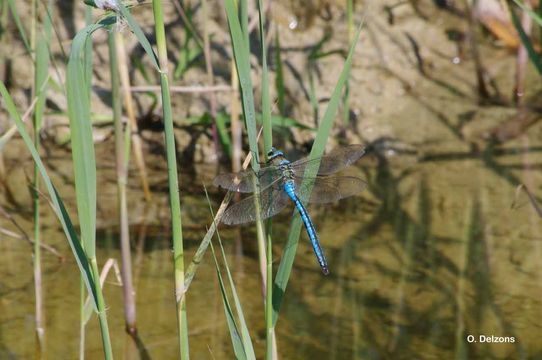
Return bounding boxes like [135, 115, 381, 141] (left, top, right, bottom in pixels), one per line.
[267, 147, 278, 158]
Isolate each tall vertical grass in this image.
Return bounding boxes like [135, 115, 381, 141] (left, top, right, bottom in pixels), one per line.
[80, 7, 94, 358]
[67, 18, 117, 359]
[255, 1, 275, 358]
[272, 23, 364, 326]
[222, 1, 364, 357]
[0, 2, 365, 358]
[149, 0, 189, 357]
[343, 0, 354, 126]
[0, 80, 109, 358]
[224, 7, 269, 345]
[510, 1, 542, 75]
[31, 0, 52, 350]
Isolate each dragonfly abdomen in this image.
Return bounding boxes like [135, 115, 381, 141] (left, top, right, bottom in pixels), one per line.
[283, 181, 330, 275]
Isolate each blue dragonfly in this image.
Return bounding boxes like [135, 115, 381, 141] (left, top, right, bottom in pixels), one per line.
[214, 145, 366, 275]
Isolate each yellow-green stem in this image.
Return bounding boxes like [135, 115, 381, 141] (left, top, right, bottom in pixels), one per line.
[152, 0, 189, 357]
[90, 259, 113, 359]
[265, 229, 273, 359]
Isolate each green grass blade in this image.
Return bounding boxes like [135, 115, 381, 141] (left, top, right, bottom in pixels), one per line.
[34, 36, 48, 128]
[0, 81, 98, 308]
[55, 186, 99, 306]
[118, 3, 160, 71]
[272, 21, 364, 327]
[67, 26, 100, 258]
[210, 242, 248, 360]
[539, 0, 542, 49]
[184, 191, 233, 290]
[224, 0, 259, 167]
[240, 0, 249, 47]
[7, 0, 31, 54]
[204, 188, 255, 359]
[510, 3, 542, 75]
[174, 43, 202, 79]
[308, 62, 319, 122]
[269, 114, 313, 130]
[65, 15, 117, 258]
[33, 0, 54, 345]
[173, 6, 202, 79]
[512, 0, 542, 26]
[224, 4, 270, 326]
[274, 26, 285, 116]
[67, 18, 116, 359]
[84, 5, 93, 89]
[216, 112, 233, 156]
[344, 0, 353, 125]
[150, 0, 189, 356]
[258, 0, 272, 154]
[255, 3, 276, 358]
[216, 241, 256, 359]
[221, 252, 256, 359]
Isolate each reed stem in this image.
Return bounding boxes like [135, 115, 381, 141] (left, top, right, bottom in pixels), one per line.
[151, 0, 189, 357]
[31, 0, 44, 351]
[90, 259, 113, 359]
[109, 30, 137, 334]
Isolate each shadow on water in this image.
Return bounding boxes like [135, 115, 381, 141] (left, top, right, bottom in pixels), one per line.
[128, 332, 153, 360]
[293, 137, 542, 359]
[455, 197, 526, 359]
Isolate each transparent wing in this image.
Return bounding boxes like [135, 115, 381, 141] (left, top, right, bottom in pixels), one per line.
[213, 166, 280, 193]
[221, 186, 291, 225]
[289, 144, 366, 176]
[295, 175, 367, 204]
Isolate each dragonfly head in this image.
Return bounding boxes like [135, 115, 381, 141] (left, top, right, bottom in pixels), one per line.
[267, 147, 284, 161]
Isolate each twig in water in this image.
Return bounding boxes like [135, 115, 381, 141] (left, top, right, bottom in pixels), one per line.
[0, 205, 64, 260]
[130, 84, 231, 93]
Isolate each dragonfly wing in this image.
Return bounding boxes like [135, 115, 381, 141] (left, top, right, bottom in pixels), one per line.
[295, 175, 367, 204]
[221, 186, 291, 225]
[214, 166, 279, 193]
[289, 145, 366, 175]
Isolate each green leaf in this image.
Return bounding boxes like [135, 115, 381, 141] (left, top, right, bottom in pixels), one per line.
[216, 112, 233, 157]
[7, 0, 31, 54]
[510, 2, 542, 75]
[0, 81, 98, 309]
[204, 189, 255, 359]
[512, 0, 542, 27]
[210, 242, 248, 360]
[259, 114, 314, 130]
[224, 0, 259, 168]
[67, 22, 108, 258]
[117, 3, 160, 71]
[272, 21, 365, 327]
[258, 0, 272, 155]
[274, 26, 286, 115]
[174, 44, 202, 79]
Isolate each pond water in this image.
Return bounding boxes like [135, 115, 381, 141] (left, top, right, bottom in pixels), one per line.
[1, 130, 542, 359]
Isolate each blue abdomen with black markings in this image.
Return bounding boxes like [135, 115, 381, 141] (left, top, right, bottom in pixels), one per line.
[282, 180, 329, 275]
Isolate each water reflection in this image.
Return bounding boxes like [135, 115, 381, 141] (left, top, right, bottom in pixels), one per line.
[3, 133, 542, 358]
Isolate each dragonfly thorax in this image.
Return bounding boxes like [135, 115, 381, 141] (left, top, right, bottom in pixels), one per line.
[278, 160, 295, 184]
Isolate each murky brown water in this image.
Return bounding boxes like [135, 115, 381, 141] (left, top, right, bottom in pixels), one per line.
[2, 131, 542, 359]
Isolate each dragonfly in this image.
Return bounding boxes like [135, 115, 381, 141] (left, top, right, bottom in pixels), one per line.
[214, 145, 367, 275]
